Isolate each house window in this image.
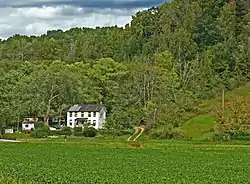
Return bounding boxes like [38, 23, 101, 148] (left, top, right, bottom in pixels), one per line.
[69, 122, 72, 126]
[70, 112, 73, 117]
[88, 112, 91, 117]
[75, 112, 78, 117]
[25, 124, 29, 128]
[88, 120, 91, 124]
[93, 112, 96, 117]
[81, 112, 84, 117]
[93, 120, 96, 126]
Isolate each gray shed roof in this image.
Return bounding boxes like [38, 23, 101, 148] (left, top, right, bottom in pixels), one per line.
[68, 104, 105, 112]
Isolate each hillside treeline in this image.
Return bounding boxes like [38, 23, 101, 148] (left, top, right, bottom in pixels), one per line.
[0, 0, 250, 132]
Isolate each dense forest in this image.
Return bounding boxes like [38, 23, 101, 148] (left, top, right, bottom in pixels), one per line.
[0, 0, 250, 136]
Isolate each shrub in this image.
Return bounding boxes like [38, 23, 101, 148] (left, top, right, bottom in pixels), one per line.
[167, 129, 186, 140]
[148, 131, 161, 139]
[74, 132, 84, 137]
[214, 97, 250, 134]
[31, 127, 49, 138]
[1, 134, 17, 140]
[99, 129, 121, 136]
[83, 127, 98, 137]
[99, 129, 133, 137]
[48, 130, 62, 136]
[213, 132, 250, 141]
[120, 129, 134, 135]
[35, 121, 46, 129]
[24, 130, 32, 134]
[74, 127, 82, 132]
[148, 128, 186, 140]
[74, 127, 83, 136]
[131, 141, 142, 148]
[60, 127, 72, 136]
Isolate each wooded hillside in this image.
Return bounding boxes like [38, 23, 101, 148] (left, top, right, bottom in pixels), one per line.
[0, 0, 250, 135]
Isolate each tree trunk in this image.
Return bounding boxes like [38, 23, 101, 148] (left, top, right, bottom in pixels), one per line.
[44, 84, 59, 126]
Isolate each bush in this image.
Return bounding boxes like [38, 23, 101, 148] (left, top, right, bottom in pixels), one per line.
[73, 127, 83, 136]
[35, 121, 46, 129]
[148, 131, 161, 139]
[213, 132, 250, 141]
[167, 129, 186, 140]
[99, 129, 121, 136]
[120, 129, 134, 135]
[131, 141, 142, 148]
[99, 129, 133, 137]
[214, 97, 250, 134]
[0, 133, 31, 140]
[60, 127, 72, 136]
[48, 130, 62, 136]
[74, 132, 84, 137]
[0, 134, 17, 140]
[148, 128, 186, 140]
[74, 127, 82, 133]
[83, 127, 98, 137]
[31, 127, 49, 138]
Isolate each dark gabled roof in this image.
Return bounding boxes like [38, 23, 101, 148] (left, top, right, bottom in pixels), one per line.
[68, 105, 81, 112]
[22, 120, 35, 124]
[68, 104, 105, 112]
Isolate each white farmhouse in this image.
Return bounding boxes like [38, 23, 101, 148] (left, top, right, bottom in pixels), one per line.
[67, 104, 106, 129]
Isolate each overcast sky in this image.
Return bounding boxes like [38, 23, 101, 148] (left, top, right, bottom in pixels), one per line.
[0, 0, 167, 39]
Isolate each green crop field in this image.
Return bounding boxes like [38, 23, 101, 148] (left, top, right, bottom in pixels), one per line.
[0, 141, 250, 184]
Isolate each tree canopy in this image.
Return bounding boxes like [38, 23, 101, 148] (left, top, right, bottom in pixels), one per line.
[0, 0, 250, 133]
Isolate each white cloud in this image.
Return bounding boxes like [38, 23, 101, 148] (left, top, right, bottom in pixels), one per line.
[0, 0, 166, 39]
[0, 5, 142, 39]
[18, 6, 60, 20]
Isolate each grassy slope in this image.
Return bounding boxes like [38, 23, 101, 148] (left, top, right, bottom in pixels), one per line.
[181, 114, 216, 140]
[181, 83, 250, 140]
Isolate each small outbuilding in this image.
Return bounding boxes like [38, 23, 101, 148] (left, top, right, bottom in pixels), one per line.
[4, 129, 14, 134]
[22, 120, 35, 131]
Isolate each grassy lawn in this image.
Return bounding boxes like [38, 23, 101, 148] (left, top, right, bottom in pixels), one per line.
[0, 140, 250, 184]
[180, 83, 250, 140]
[181, 114, 216, 140]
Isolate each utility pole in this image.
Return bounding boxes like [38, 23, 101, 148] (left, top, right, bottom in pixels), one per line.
[222, 89, 225, 111]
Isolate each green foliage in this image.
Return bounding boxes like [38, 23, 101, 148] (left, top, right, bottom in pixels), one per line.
[99, 129, 133, 137]
[214, 96, 250, 134]
[60, 127, 72, 136]
[48, 130, 61, 136]
[0, 133, 31, 140]
[0, 0, 249, 136]
[73, 127, 83, 136]
[213, 132, 250, 141]
[148, 127, 187, 140]
[83, 127, 98, 137]
[0, 134, 17, 140]
[0, 142, 250, 183]
[74, 132, 84, 137]
[35, 121, 46, 129]
[73, 127, 82, 133]
[31, 127, 49, 138]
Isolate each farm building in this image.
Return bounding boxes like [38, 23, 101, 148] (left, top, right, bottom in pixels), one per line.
[4, 129, 14, 134]
[22, 118, 38, 131]
[67, 104, 106, 129]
